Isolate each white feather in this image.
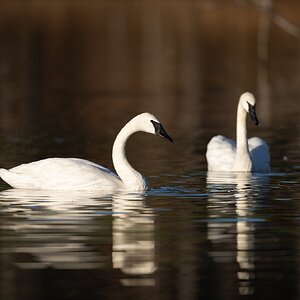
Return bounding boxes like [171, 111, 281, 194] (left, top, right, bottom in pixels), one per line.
[0, 158, 120, 190]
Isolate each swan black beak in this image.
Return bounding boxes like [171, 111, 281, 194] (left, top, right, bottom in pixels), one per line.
[151, 120, 173, 142]
[247, 102, 260, 125]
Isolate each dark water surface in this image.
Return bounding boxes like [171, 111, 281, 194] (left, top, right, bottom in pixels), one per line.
[0, 1, 300, 300]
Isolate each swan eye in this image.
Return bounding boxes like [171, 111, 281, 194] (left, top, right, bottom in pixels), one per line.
[150, 120, 173, 142]
[247, 102, 259, 125]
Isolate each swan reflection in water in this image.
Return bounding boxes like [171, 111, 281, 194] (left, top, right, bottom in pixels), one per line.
[112, 192, 156, 286]
[0, 189, 156, 286]
[206, 172, 269, 296]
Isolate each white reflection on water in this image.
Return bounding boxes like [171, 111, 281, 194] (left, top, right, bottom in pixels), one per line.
[0, 189, 156, 286]
[234, 173, 255, 296]
[206, 172, 269, 296]
[112, 192, 156, 286]
[0, 189, 114, 269]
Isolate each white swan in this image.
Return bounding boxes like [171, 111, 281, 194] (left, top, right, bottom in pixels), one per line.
[0, 112, 173, 191]
[206, 92, 270, 172]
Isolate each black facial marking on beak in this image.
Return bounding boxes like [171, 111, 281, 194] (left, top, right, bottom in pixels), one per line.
[247, 102, 260, 125]
[151, 120, 173, 142]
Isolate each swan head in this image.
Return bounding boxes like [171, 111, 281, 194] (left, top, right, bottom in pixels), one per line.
[132, 112, 173, 142]
[239, 92, 259, 125]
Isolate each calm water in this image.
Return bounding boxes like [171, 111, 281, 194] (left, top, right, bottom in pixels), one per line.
[0, 1, 300, 300]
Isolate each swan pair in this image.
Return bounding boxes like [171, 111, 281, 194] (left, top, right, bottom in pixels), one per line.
[0, 92, 270, 191]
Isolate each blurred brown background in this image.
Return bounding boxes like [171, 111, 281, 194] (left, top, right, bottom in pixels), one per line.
[0, 0, 299, 173]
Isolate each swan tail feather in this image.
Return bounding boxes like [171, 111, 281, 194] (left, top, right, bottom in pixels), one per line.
[0, 168, 34, 189]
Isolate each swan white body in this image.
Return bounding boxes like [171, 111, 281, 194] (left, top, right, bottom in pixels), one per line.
[0, 113, 173, 191]
[206, 92, 270, 172]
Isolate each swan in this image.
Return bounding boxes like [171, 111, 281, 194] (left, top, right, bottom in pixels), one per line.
[0, 112, 173, 191]
[206, 92, 270, 172]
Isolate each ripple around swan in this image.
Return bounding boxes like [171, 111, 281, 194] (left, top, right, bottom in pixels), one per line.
[147, 186, 208, 198]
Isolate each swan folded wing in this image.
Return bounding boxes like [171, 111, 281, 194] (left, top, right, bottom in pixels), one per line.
[206, 135, 236, 171]
[0, 158, 121, 190]
[248, 137, 271, 172]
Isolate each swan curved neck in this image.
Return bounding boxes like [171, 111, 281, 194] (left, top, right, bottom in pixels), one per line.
[112, 122, 147, 190]
[234, 102, 252, 171]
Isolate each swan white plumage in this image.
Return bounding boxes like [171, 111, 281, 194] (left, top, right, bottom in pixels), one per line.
[206, 92, 270, 172]
[0, 112, 173, 191]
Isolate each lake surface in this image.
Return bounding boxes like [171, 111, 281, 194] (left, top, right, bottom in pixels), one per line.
[0, 1, 299, 300]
